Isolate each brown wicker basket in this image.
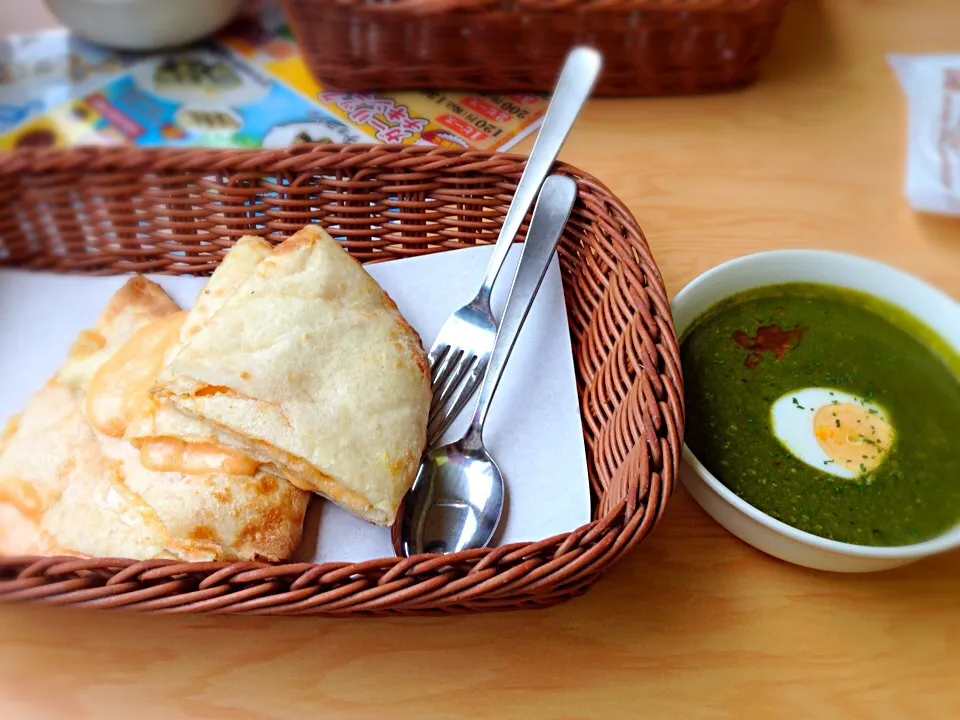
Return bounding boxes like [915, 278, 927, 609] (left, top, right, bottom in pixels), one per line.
[0, 144, 683, 616]
[279, 0, 789, 97]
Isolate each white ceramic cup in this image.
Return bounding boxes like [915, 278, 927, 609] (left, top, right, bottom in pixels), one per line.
[672, 250, 960, 572]
[44, 0, 243, 52]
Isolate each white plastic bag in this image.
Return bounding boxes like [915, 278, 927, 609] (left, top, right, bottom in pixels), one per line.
[889, 53, 960, 216]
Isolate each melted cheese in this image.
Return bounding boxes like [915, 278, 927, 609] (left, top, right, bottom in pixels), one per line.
[86, 311, 187, 437]
[85, 310, 258, 476]
[0, 480, 45, 521]
[140, 437, 258, 476]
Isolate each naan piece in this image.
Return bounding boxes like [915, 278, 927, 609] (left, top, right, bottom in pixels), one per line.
[154, 224, 431, 526]
[0, 275, 310, 561]
[125, 235, 272, 446]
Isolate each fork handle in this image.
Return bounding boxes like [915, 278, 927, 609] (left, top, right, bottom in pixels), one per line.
[476, 47, 602, 301]
[463, 175, 578, 445]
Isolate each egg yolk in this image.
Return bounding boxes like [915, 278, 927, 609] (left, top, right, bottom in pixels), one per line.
[813, 403, 893, 475]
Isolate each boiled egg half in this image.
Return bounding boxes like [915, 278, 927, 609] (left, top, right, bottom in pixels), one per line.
[770, 388, 894, 480]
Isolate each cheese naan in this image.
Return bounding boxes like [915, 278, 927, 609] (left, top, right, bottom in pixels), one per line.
[0, 275, 310, 561]
[125, 235, 272, 447]
[153, 224, 431, 526]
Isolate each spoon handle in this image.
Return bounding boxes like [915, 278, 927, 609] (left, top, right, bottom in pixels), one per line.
[465, 175, 578, 442]
[475, 47, 602, 302]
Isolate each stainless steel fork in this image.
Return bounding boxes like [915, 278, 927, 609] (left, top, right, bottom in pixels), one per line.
[425, 46, 602, 446]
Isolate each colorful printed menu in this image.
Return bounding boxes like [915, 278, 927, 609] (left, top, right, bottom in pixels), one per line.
[0, 1, 546, 152]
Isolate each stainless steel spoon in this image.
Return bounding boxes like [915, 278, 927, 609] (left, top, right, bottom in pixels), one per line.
[399, 174, 578, 556]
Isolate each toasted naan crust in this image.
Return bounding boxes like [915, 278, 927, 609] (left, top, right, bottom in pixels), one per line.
[0, 274, 309, 561]
[155, 224, 431, 526]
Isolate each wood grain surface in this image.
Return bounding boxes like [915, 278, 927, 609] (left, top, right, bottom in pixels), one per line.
[2, 1, 959, 718]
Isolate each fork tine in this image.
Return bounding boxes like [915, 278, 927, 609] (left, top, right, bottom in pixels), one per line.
[427, 344, 449, 382]
[426, 355, 480, 445]
[425, 413, 448, 449]
[428, 352, 475, 423]
[427, 343, 448, 371]
[433, 363, 483, 438]
[430, 347, 461, 396]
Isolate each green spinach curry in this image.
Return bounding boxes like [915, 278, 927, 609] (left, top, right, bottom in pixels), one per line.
[681, 282, 960, 546]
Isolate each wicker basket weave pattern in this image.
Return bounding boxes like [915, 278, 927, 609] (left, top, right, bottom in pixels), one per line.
[0, 145, 683, 616]
[280, 0, 789, 96]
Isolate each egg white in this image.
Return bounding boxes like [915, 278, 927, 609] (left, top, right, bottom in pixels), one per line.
[770, 387, 889, 479]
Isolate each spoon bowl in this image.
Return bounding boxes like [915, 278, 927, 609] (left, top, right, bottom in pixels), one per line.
[402, 434, 504, 555]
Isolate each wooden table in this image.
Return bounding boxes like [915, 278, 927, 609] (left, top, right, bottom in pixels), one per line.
[2, 2, 959, 718]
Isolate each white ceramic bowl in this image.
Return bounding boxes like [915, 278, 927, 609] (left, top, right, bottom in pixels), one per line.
[44, 0, 243, 52]
[672, 250, 960, 572]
